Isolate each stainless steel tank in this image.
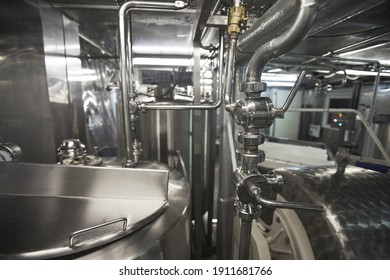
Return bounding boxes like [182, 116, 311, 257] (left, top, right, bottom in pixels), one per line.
[277, 165, 390, 259]
[0, 160, 190, 260]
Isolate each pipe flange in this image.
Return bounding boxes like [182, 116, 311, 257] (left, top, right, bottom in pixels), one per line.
[238, 132, 265, 146]
[122, 160, 137, 168]
[233, 100, 249, 127]
[237, 150, 265, 169]
[240, 81, 267, 93]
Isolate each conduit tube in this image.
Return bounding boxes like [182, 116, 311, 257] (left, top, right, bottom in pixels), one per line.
[245, 0, 317, 82]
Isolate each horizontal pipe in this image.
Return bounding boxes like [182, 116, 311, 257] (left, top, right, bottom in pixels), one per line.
[144, 99, 221, 110]
[288, 108, 390, 165]
[245, 0, 317, 82]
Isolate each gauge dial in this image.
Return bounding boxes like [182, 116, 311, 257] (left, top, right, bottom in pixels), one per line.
[0, 143, 23, 162]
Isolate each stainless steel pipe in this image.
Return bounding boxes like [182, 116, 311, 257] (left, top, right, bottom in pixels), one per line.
[245, 0, 317, 82]
[144, 100, 222, 110]
[237, 0, 297, 54]
[119, 1, 187, 161]
[223, 33, 238, 112]
[238, 219, 252, 260]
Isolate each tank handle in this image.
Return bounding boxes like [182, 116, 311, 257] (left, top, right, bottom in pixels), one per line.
[69, 217, 128, 248]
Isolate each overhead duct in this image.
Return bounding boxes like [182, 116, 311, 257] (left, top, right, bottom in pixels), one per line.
[237, 0, 387, 59]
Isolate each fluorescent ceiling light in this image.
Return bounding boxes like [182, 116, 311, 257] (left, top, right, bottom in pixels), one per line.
[336, 69, 390, 77]
[267, 68, 282, 73]
[133, 46, 194, 56]
[262, 73, 298, 82]
[265, 81, 295, 87]
[314, 69, 331, 74]
[133, 57, 193, 66]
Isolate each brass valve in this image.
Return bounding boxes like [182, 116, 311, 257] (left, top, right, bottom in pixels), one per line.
[228, 5, 248, 34]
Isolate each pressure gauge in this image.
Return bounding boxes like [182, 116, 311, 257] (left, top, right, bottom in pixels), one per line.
[0, 143, 23, 162]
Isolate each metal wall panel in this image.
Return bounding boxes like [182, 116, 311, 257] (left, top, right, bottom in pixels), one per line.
[81, 59, 118, 155]
[0, 0, 57, 163]
[63, 16, 87, 144]
[41, 4, 73, 150]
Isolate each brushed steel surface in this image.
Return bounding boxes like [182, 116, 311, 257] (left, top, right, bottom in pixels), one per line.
[278, 165, 390, 259]
[0, 162, 169, 259]
[70, 160, 191, 260]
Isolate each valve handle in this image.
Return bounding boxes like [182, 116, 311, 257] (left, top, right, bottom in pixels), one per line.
[274, 70, 307, 118]
[249, 185, 323, 211]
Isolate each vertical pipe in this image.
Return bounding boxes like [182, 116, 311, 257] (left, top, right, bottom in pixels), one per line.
[119, 3, 134, 161]
[205, 100, 217, 253]
[192, 42, 205, 259]
[238, 219, 252, 260]
[363, 63, 381, 158]
[224, 33, 238, 111]
[216, 30, 235, 260]
[216, 109, 235, 260]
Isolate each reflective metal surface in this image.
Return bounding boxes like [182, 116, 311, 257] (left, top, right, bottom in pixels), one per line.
[41, 4, 87, 148]
[0, 143, 23, 162]
[0, 0, 57, 163]
[0, 162, 169, 259]
[278, 165, 390, 259]
[72, 160, 191, 260]
[82, 60, 118, 156]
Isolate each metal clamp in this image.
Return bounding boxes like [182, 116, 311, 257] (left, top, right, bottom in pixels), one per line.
[69, 217, 128, 248]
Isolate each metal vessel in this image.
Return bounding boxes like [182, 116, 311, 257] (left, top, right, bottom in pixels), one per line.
[1, 0, 390, 260]
[278, 165, 390, 259]
[0, 161, 190, 259]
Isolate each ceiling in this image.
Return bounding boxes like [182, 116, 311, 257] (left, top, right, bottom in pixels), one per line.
[47, 0, 390, 69]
